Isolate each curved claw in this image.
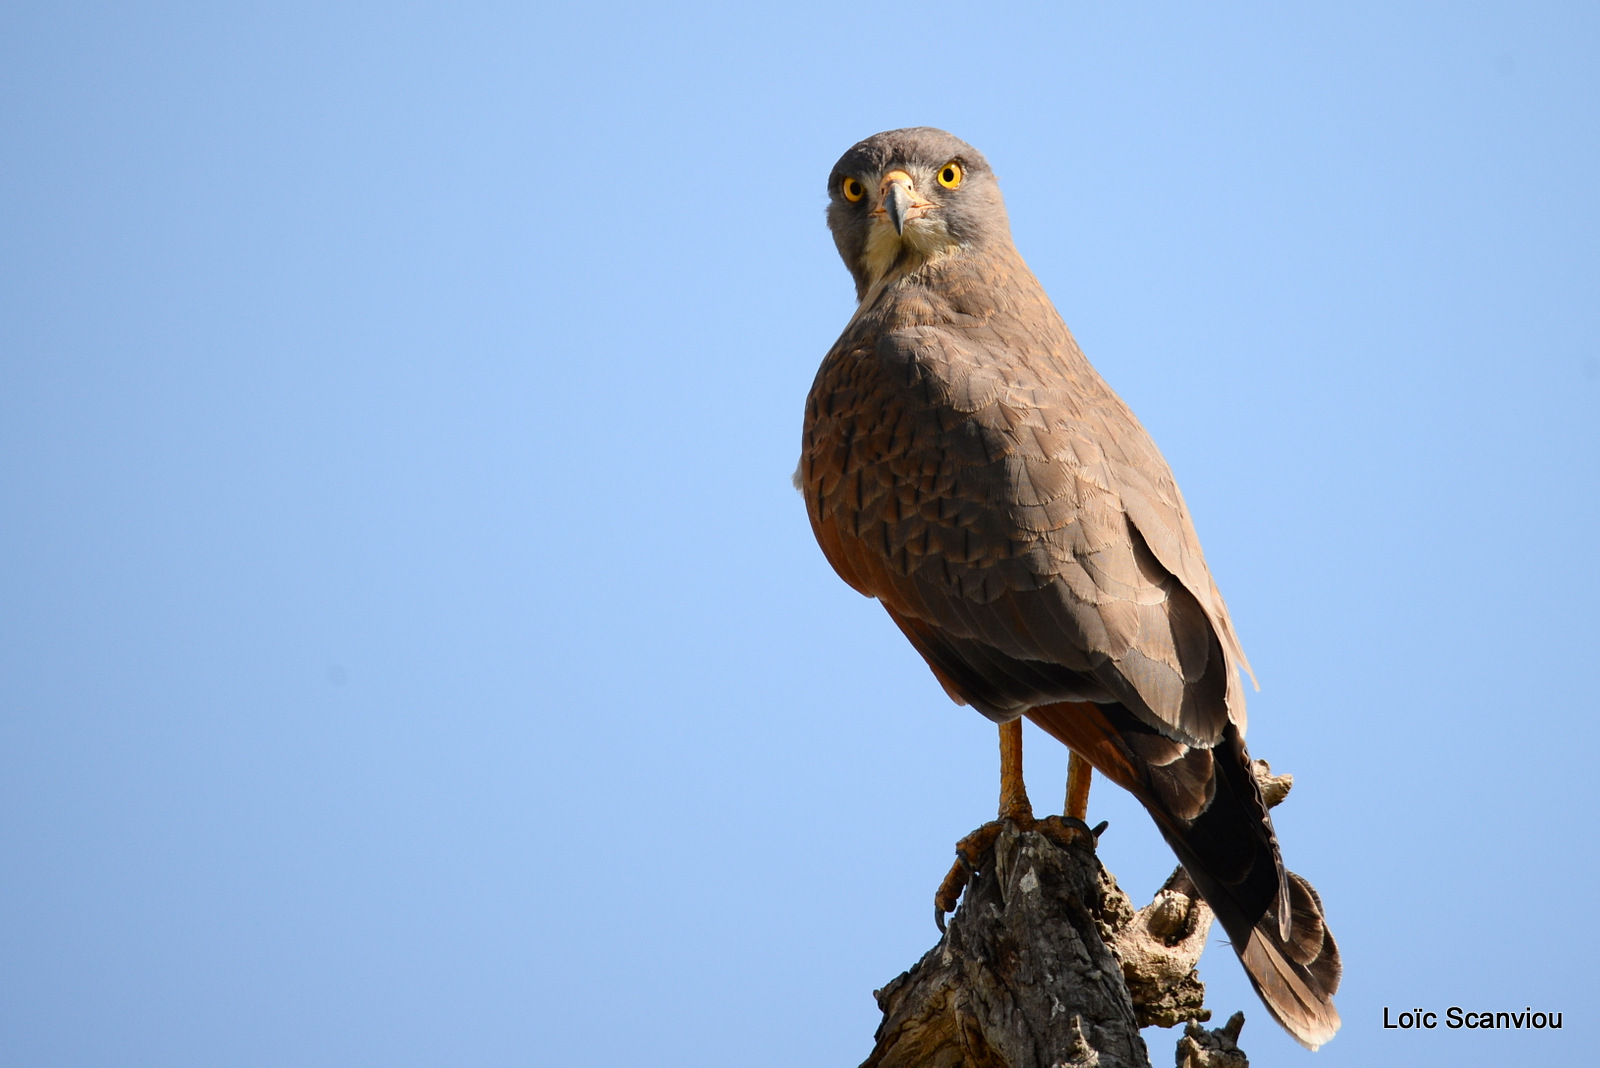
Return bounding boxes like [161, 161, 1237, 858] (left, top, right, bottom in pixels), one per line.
[1051, 814, 1109, 840]
[933, 819, 1011, 930]
[935, 854, 973, 924]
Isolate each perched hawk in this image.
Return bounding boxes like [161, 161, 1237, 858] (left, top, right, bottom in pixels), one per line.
[799, 127, 1341, 1049]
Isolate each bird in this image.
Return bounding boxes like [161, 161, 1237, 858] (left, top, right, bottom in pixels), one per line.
[798, 127, 1341, 1049]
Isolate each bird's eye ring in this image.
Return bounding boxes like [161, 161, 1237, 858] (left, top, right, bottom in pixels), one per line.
[842, 176, 866, 202]
[937, 162, 963, 189]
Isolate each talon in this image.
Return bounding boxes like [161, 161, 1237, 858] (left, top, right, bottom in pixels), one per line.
[1091, 820, 1109, 839]
[953, 821, 1004, 870]
[935, 856, 971, 920]
[1035, 813, 1095, 851]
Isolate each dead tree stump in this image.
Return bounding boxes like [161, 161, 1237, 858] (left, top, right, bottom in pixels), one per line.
[861, 761, 1294, 1067]
[863, 821, 1150, 1068]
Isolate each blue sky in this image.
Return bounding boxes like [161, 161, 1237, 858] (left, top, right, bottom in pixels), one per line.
[3, 3, 1597, 1065]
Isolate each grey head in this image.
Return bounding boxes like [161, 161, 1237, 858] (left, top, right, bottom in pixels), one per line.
[826, 127, 1014, 300]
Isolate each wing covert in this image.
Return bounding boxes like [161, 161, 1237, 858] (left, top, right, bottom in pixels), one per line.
[802, 299, 1245, 746]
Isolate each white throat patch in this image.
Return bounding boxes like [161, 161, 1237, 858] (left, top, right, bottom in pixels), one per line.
[844, 220, 961, 334]
[860, 216, 957, 296]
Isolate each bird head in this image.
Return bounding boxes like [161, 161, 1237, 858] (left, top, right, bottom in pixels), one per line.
[826, 127, 1012, 301]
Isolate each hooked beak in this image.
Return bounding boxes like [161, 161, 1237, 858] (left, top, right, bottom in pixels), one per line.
[873, 170, 932, 236]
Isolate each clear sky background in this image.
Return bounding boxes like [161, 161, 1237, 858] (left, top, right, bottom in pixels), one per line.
[3, 3, 1597, 1066]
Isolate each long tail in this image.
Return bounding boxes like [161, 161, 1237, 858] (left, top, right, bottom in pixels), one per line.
[1025, 700, 1342, 1049]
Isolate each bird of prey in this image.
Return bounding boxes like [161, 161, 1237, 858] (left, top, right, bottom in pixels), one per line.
[799, 128, 1341, 1049]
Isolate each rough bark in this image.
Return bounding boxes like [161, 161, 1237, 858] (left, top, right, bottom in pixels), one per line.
[1175, 1013, 1249, 1068]
[1098, 865, 1211, 1031]
[860, 762, 1293, 1067]
[863, 821, 1150, 1068]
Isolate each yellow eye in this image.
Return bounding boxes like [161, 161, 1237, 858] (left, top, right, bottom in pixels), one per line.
[842, 176, 866, 202]
[937, 161, 963, 189]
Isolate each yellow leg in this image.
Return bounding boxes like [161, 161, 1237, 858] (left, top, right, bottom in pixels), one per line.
[998, 719, 1034, 823]
[936, 720, 1097, 930]
[1065, 750, 1092, 822]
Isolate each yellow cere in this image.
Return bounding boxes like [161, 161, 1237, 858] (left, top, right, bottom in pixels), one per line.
[937, 161, 963, 189]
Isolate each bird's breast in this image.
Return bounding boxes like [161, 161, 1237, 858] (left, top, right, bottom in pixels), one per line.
[803, 302, 1118, 595]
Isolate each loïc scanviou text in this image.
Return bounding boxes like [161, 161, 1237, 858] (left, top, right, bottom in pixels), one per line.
[1383, 1007, 1562, 1030]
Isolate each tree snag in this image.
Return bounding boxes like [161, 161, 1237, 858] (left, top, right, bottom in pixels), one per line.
[860, 761, 1295, 1067]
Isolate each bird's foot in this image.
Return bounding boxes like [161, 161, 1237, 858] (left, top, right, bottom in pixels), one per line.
[934, 815, 1100, 930]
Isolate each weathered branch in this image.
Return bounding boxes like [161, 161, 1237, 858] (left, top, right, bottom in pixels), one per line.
[1176, 1013, 1249, 1068]
[860, 762, 1294, 1067]
[1099, 865, 1211, 1031]
[863, 820, 1150, 1068]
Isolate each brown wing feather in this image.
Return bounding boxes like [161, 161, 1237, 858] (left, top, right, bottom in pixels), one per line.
[802, 248, 1235, 745]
